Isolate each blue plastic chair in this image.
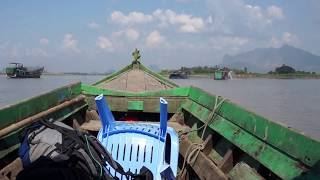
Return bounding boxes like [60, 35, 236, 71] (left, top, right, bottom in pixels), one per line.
[95, 94, 179, 180]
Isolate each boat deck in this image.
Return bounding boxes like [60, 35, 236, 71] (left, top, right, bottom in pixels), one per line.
[97, 68, 172, 92]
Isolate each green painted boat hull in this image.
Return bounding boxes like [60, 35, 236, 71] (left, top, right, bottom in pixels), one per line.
[214, 71, 228, 80]
[1, 62, 320, 179]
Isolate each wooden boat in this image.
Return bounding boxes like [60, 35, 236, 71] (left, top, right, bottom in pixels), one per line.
[1, 53, 320, 179]
[5, 63, 44, 78]
[214, 70, 230, 80]
[169, 71, 188, 79]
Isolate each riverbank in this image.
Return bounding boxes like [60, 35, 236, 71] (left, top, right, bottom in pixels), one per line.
[162, 73, 320, 79]
[235, 73, 320, 79]
[3, 71, 320, 79]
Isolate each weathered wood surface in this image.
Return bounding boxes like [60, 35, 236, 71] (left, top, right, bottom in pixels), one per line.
[81, 120, 101, 131]
[228, 162, 264, 180]
[97, 69, 172, 92]
[85, 96, 183, 113]
[81, 121, 179, 132]
[168, 121, 228, 180]
[0, 95, 86, 138]
[179, 136, 228, 180]
[0, 158, 23, 180]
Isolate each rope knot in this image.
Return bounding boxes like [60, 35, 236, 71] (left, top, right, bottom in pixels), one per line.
[177, 96, 226, 177]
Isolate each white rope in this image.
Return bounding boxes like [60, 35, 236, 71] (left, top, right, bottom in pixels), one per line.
[177, 96, 226, 178]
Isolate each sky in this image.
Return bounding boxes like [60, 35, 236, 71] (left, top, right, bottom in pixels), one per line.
[0, 0, 319, 72]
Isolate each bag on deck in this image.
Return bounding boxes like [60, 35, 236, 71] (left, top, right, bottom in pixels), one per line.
[17, 119, 118, 180]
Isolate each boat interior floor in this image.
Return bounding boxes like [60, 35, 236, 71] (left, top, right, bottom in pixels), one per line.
[1, 109, 283, 180]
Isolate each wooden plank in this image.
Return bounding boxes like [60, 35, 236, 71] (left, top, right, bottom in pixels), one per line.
[0, 95, 85, 138]
[179, 137, 228, 180]
[202, 134, 213, 156]
[187, 87, 320, 167]
[81, 84, 190, 97]
[85, 110, 99, 121]
[81, 120, 101, 131]
[127, 100, 144, 111]
[182, 100, 305, 179]
[218, 148, 234, 173]
[86, 95, 183, 113]
[228, 162, 264, 180]
[0, 158, 23, 180]
[82, 121, 180, 132]
[97, 68, 173, 92]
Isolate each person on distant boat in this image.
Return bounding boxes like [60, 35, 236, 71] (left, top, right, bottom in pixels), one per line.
[132, 48, 141, 64]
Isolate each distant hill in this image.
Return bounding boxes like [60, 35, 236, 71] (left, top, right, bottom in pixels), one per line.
[222, 45, 320, 73]
[148, 64, 161, 73]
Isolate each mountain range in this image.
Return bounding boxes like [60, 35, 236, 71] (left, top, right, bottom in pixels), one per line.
[222, 45, 320, 73]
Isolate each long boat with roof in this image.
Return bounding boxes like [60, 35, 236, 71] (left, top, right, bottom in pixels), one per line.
[0, 49, 320, 179]
[5, 63, 44, 78]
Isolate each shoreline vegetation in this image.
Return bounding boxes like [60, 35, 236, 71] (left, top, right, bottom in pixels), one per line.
[1, 72, 319, 79]
[235, 73, 320, 79]
[161, 64, 320, 79]
[161, 73, 320, 79]
[1, 66, 319, 79]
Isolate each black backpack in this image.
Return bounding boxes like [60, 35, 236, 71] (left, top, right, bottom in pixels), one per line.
[17, 119, 153, 180]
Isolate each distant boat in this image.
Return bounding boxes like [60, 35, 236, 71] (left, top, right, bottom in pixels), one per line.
[5, 63, 44, 78]
[214, 69, 231, 80]
[169, 71, 188, 79]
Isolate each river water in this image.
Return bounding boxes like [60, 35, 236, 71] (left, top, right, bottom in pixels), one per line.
[1, 75, 319, 140]
[0, 75, 103, 107]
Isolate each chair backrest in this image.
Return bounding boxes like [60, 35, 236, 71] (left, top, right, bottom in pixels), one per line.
[95, 95, 179, 180]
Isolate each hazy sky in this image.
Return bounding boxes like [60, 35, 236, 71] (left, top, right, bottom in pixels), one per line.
[0, 0, 319, 72]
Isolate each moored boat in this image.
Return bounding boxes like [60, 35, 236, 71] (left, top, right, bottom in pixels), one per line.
[5, 63, 44, 78]
[169, 71, 188, 79]
[214, 69, 232, 80]
[1, 51, 320, 179]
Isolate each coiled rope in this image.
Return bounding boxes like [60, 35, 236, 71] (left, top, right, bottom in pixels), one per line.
[177, 95, 226, 178]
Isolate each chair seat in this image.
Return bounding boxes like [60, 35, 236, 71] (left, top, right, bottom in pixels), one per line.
[97, 122, 179, 180]
[95, 95, 178, 180]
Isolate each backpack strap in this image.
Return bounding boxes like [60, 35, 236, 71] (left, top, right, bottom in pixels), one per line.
[19, 122, 44, 167]
[27, 120, 149, 179]
[39, 120, 104, 179]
